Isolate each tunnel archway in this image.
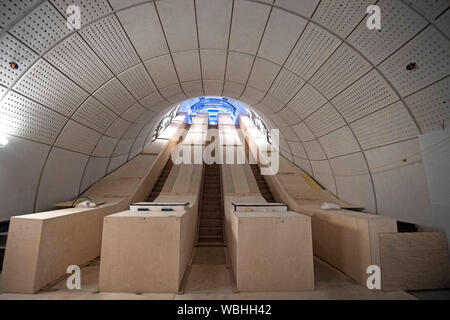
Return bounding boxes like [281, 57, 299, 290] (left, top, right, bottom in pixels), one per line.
[0, 0, 448, 233]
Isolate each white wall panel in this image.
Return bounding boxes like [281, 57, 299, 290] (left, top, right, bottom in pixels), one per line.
[156, 0, 198, 52]
[117, 3, 169, 60]
[275, 0, 320, 18]
[364, 138, 430, 225]
[144, 54, 179, 89]
[330, 152, 376, 212]
[203, 80, 223, 96]
[293, 156, 313, 176]
[55, 120, 101, 154]
[79, 156, 110, 193]
[197, 0, 233, 50]
[123, 122, 145, 139]
[107, 154, 129, 173]
[36, 148, 89, 212]
[173, 50, 201, 83]
[292, 122, 315, 142]
[106, 117, 131, 138]
[121, 103, 146, 123]
[277, 107, 302, 126]
[113, 138, 134, 156]
[182, 80, 204, 97]
[201, 50, 227, 80]
[229, 0, 271, 55]
[0, 136, 50, 220]
[223, 81, 245, 99]
[288, 141, 308, 159]
[248, 58, 281, 93]
[258, 94, 285, 114]
[311, 160, 337, 195]
[140, 91, 165, 110]
[225, 52, 253, 84]
[303, 140, 326, 160]
[93, 135, 118, 157]
[258, 8, 307, 65]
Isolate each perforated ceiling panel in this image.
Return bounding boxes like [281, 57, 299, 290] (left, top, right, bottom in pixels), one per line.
[0, 0, 42, 29]
[0, 33, 38, 87]
[406, 0, 450, 19]
[332, 69, 399, 123]
[348, 0, 428, 65]
[319, 126, 361, 158]
[93, 78, 136, 115]
[351, 101, 419, 150]
[72, 96, 116, 133]
[379, 26, 450, 97]
[312, 0, 374, 38]
[80, 15, 140, 74]
[310, 44, 372, 99]
[117, 64, 157, 100]
[50, 0, 112, 25]
[303, 140, 326, 160]
[121, 103, 146, 123]
[9, 1, 69, 54]
[277, 106, 302, 126]
[14, 59, 89, 116]
[287, 83, 326, 119]
[44, 33, 113, 93]
[269, 69, 305, 103]
[304, 103, 346, 138]
[292, 122, 315, 142]
[405, 76, 450, 134]
[285, 24, 342, 80]
[0, 91, 66, 144]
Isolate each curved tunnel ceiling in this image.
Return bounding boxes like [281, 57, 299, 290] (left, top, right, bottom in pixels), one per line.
[0, 0, 449, 223]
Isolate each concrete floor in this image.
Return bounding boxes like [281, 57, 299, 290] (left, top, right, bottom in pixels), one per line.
[0, 248, 416, 300]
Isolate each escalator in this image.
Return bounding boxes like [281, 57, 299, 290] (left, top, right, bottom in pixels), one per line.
[147, 159, 174, 202]
[251, 164, 275, 203]
[197, 164, 224, 247]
